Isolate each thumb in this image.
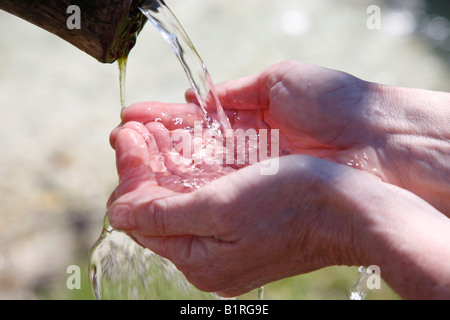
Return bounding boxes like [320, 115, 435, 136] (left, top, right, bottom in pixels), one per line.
[185, 73, 268, 111]
[108, 186, 218, 238]
[185, 62, 305, 111]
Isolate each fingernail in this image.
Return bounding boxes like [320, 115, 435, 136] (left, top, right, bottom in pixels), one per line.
[109, 204, 136, 230]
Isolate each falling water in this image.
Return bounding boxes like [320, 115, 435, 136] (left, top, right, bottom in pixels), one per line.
[139, 0, 231, 132]
[349, 266, 370, 300]
[89, 215, 219, 299]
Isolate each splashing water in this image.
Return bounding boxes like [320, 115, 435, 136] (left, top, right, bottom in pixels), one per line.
[89, 216, 220, 299]
[349, 266, 370, 300]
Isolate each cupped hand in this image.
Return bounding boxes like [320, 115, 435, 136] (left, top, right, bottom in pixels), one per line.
[112, 61, 382, 177]
[106, 61, 398, 297]
[109, 117, 448, 298]
[186, 60, 384, 176]
[106, 60, 450, 298]
[108, 118, 376, 297]
[186, 60, 449, 214]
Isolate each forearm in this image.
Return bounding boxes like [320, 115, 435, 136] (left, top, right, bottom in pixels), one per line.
[369, 84, 450, 215]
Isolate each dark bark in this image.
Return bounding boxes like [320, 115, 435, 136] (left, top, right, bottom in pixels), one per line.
[0, 0, 147, 63]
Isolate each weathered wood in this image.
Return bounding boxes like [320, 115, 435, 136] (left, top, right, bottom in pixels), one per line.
[0, 0, 147, 63]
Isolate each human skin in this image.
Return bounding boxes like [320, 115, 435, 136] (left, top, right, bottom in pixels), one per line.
[108, 61, 450, 299]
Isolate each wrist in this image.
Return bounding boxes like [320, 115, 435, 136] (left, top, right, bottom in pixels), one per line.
[366, 83, 450, 214]
[302, 159, 382, 268]
[352, 183, 450, 299]
[328, 165, 450, 299]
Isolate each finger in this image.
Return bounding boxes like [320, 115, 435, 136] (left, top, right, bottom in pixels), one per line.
[130, 234, 195, 267]
[110, 121, 152, 150]
[122, 121, 152, 139]
[146, 121, 195, 176]
[108, 122, 152, 206]
[184, 88, 199, 104]
[145, 121, 177, 174]
[108, 184, 175, 230]
[218, 74, 268, 110]
[115, 128, 150, 180]
[186, 74, 266, 111]
[171, 128, 195, 160]
[121, 101, 205, 129]
[108, 186, 217, 237]
[121, 121, 167, 173]
[114, 127, 158, 199]
[108, 159, 268, 237]
[190, 60, 304, 111]
[109, 124, 122, 149]
[145, 121, 171, 153]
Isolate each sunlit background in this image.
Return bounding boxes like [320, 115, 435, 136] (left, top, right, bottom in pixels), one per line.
[0, 0, 449, 299]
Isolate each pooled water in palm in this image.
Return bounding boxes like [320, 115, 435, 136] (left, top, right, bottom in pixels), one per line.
[88, 0, 235, 300]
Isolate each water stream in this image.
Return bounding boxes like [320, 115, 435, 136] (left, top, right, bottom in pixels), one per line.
[140, 0, 231, 132]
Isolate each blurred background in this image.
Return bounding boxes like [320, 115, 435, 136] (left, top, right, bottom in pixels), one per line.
[0, 0, 449, 299]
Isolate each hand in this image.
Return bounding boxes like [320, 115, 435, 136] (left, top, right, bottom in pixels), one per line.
[113, 60, 450, 214]
[108, 118, 363, 296]
[107, 60, 450, 299]
[108, 121, 450, 299]
[113, 61, 379, 173]
[186, 60, 450, 214]
[187, 60, 382, 166]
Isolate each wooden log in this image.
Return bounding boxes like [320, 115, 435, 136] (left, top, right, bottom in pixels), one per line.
[0, 0, 147, 63]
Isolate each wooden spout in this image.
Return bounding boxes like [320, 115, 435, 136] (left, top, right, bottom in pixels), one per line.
[0, 0, 147, 63]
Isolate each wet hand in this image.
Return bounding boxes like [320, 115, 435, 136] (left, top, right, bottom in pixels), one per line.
[108, 119, 372, 296]
[186, 60, 449, 214]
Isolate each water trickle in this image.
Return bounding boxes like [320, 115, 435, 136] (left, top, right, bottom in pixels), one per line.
[257, 286, 264, 300]
[118, 56, 128, 110]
